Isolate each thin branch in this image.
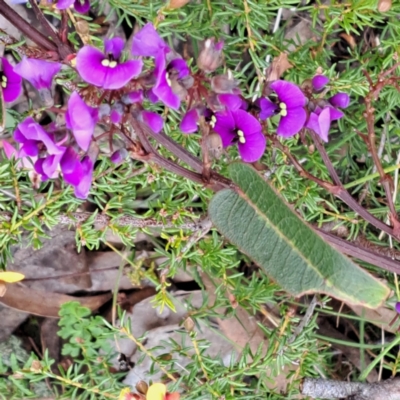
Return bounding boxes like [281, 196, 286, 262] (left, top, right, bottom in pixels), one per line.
[0, 0, 57, 53]
[28, 0, 73, 59]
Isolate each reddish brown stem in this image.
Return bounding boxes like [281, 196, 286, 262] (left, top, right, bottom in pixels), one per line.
[0, 0, 57, 53]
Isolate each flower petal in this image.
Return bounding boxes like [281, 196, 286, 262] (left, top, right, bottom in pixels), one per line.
[131, 23, 169, 57]
[328, 107, 344, 121]
[76, 46, 108, 87]
[238, 131, 266, 163]
[180, 109, 199, 133]
[1, 57, 22, 102]
[2, 141, 17, 158]
[218, 94, 242, 111]
[168, 58, 189, 79]
[233, 109, 262, 136]
[74, 156, 93, 199]
[60, 147, 83, 186]
[56, 0, 74, 9]
[142, 111, 163, 133]
[214, 110, 236, 147]
[270, 80, 306, 108]
[74, 0, 90, 12]
[329, 93, 350, 109]
[104, 37, 125, 60]
[312, 75, 329, 91]
[14, 57, 61, 90]
[103, 60, 142, 90]
[277, 107, 306, 137]
[316, 107, 331, 142]
[258, 97, 278, 120]
[66, 92, 98, 151]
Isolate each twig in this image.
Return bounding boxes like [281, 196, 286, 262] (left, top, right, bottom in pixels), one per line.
[301, 377, 400, 399]
[0, 0, 57, 53]
[28, 0, 73, 59]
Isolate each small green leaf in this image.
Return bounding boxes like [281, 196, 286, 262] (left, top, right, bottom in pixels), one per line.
[209, 163, 389, 309]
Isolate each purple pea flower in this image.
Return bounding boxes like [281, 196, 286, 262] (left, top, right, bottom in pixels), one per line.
[306, 92, 350, 142]
[14, 57, 61, 91]
[142, 111, 164, 133]
[259, 80, 307, 138]
[76, 37, 143, 90]
[329, 93, 350, 109]
[56, 0, 90, 13]
[213, 109, 266, 163]
[180, 108, 200, 134]
[305, 106, 344, 142]
[131, 23, 169, 58]
[60, 147, 94, 199]
[14, 117, 65, 158]
[1, 57, 22, 103]
[131, 23, 189, 109]
[152, 53, 189, 109]
[66, 92, 98, 151]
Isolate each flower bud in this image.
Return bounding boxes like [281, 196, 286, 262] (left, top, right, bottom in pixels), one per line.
[110, 148, 128, 164]
[197, 38, 224, 73]
[211, 70, 238, 94]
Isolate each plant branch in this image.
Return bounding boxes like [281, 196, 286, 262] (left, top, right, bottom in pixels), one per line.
[299, 131, 398, 239]
[0, 0, 57, 53]
[28, 0, 73, 59]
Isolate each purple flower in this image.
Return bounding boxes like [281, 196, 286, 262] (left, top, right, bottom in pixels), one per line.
[14, 117, 65, 157]
[180, 108, 200, 133]
[152, 53, 178, 109]
[35, 153, 64, 180]
[60, 147, 94, 199]
[259, 80, 306, 138]
[142, 111, 164, 133]
[329, 93, 350, 109]
[1, 57, 22, 102]
[110, 148, 128, 164]
[122, 90, 143, 105]
[66, 92, 98, 151]
[305, 106, 343, 142]
[396, 302, 400, 314]
[76, 37, 143, 90]
[56, 0, 90, 13]
[131, 23, 189, 109]
[312, 75, 329, 91]
[14, 57, 61, 91]
[131, 23, 169, 58]
[213, 109, 266, 163]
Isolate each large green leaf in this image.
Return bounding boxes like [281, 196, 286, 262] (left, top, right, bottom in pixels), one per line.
[209, 163, 389, 308]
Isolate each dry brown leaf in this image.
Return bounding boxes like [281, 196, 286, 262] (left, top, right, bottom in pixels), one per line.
[266, 53, 292, 83]
[349, 303, 398, 334]
[200, 271, 293, 393]
[0, 285, 112, 317]
[340, 33, 357, 50]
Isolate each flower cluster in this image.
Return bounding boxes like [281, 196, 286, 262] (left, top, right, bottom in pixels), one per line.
[2, 22, 350, 199]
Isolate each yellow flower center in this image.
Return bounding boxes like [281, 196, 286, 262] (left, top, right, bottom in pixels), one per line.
[209, 115, 217, 128]
[279, 102, 287, 117]
[102, 59, 118, 68]
[237, 129, 246, 143]
[1, 75, 7, 88]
